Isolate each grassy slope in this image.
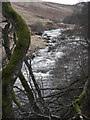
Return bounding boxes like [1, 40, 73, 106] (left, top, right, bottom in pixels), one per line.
[12, 2, 80, 25]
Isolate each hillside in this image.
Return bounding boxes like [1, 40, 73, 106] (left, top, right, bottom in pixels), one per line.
[12, 2, 80, 26]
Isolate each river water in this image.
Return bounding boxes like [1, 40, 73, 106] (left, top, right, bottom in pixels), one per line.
[15, 28, 87, 97]
[15, 28, 65, 94]
[14, 28, 88, 117]
[32, 29, 66, 95]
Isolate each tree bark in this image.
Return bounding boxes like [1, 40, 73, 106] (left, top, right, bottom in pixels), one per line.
[2, 23, 11, 60]
[24, 60, 43, 101]
[2, 2, 30, 118]
[19, 72, 41, 113]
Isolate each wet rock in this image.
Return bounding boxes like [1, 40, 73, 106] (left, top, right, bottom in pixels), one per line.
[52, 39, 56, 43]
[46, 36, 51, 40]
[60, 36, 66, 40]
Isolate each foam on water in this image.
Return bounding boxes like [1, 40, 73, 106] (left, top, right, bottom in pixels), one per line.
[15, 28, 65, 92]
[42, 29, 62, 40]
[31, 29, 65, 86]
[55, 52, 65, 59]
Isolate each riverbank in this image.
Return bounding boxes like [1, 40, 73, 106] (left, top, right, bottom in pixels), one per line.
[30, 35, 48, 52]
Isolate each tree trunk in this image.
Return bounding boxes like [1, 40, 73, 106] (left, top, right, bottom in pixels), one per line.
[2, 2, 30, 118]
[19, 72, 41, 113]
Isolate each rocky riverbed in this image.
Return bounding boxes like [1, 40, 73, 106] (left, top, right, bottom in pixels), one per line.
[15, 27, 87, 95]
[31, 28, 87, 95]
[14, 27, 87, 118]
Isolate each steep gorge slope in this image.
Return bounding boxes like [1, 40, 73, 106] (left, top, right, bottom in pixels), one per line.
[12, 2, 80, 25]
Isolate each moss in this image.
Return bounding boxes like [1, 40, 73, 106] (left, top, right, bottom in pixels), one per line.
[74, 103, 82, 114]
[76, 91, 86, 105]
[2, 86, 14, 118]
[12, 90, 25, 112]
[2, 2, 30, 84]
[2, 2, 31, 118]
[73, 89, 87, 115]
[2, 23, 11, 60]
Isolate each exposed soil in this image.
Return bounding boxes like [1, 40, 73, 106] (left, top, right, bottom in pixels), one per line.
[30, 35, 48, 52]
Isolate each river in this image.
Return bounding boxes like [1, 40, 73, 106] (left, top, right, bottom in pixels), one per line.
[14, 27, 88, 117]
[15, 27, 87, 97]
